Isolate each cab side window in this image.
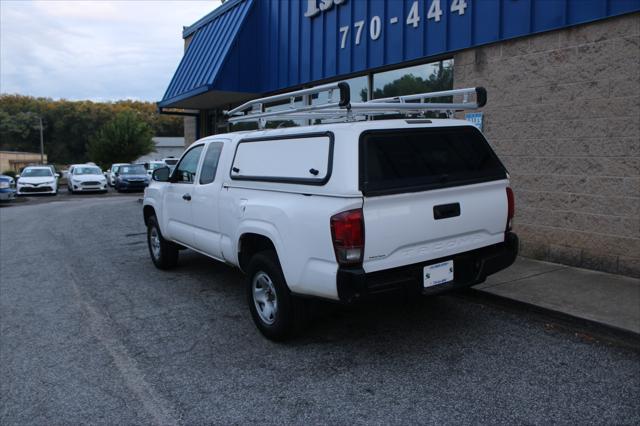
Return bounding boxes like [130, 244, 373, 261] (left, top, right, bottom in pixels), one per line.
[199, 143, 223, 185]
[173, 145, 204, 183]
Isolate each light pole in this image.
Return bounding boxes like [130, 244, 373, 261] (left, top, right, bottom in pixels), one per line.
[29, 113, 45, 164]
[39, 116, 44, 164]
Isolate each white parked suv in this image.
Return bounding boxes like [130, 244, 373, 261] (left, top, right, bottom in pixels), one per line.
[162, 157, 178, 170]
[143, 85, 518, 340]
[145, 161, 167, 177]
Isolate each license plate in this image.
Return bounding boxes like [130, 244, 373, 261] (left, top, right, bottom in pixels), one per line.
[423, 260, 454, 288]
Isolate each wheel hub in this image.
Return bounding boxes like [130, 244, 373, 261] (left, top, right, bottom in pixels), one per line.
[252, 272, 278, 325]
[150, 227, 161, 259]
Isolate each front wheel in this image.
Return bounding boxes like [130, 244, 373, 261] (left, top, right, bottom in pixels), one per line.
[246, 251, 306, 341]
[147, 216, 178, 269]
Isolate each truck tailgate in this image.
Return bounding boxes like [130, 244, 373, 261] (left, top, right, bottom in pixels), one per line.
[362, 180, 508, 273]
[358, 125, 510, 273]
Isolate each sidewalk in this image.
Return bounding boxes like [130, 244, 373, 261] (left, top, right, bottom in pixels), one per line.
[475, 257, 640, 335]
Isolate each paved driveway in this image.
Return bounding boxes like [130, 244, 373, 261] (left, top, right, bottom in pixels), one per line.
[4, 185, 141, 207]
[1, 197, 639, 424]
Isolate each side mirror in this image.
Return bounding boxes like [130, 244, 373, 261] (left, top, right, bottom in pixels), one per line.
[55, 173, 60, 178]
[152, 166, 170, 182]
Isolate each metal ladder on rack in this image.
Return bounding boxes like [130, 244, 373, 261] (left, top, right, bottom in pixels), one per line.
[226, 82, 486, 129]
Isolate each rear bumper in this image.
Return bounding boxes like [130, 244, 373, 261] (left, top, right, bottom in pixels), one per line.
[337, 232, 519, 302]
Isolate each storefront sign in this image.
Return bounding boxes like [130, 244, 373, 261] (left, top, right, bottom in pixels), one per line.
[304, 0, 348, 18]
[465, 112, 483, 131]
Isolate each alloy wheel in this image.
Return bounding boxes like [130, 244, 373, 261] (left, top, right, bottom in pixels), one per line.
[252, 271, 278, 325]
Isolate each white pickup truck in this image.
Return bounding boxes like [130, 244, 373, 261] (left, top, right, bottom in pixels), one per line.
[143, 85, 517, 340]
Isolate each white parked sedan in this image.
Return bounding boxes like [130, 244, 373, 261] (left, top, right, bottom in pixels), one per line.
[16, 166, 59, 195]
[67, 164, 108, 193]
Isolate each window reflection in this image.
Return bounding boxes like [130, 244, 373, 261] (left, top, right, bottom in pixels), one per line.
[227, 59, 454, 131]
[372, 60, 453, 100]
[311, 75, 368, 105]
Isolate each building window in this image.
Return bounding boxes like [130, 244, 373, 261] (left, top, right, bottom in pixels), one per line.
[228, 59, 453, 129]
[344, 75, 369, 102]
[372, 59, 453, 99]
[310, 75, 368, 106]
[264, 98, 305, 128]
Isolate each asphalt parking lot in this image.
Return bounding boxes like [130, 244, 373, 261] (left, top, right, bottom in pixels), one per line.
[1, 197, 639, 425]
[4, 185, 141, 206]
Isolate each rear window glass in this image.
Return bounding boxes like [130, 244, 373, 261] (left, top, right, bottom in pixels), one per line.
[360, 126, 507, 196]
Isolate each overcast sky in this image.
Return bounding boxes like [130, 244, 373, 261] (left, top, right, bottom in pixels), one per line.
[0, 0, 221, 102]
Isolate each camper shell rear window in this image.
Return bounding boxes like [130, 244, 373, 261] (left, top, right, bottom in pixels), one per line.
[359, 126, 507, 196]
[230, 132, 334, 185]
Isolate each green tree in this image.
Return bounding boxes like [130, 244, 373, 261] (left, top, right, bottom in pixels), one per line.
[0, 110, 41, 152]
[0, 94, 183, 164]
[86, 110, 154, 169]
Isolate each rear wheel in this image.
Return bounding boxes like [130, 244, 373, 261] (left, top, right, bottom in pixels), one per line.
[246, 251, 306, 341]
[147, 215, 178, 269]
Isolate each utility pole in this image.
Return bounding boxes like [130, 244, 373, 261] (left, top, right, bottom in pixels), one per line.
[39, 116, 44, 164]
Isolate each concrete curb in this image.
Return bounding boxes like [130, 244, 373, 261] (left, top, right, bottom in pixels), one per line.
[459, 288, 640, 350]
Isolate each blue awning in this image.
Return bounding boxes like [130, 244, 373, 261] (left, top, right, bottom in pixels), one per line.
[159, 0, 255, 108]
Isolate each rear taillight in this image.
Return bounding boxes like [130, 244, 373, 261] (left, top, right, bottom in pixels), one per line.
[506, 187, 515, 231]
[330, 208, 364, 266]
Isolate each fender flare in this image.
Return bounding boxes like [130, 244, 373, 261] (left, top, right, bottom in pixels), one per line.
[142, 199, 159, 227]
[234, 220, 287, 272]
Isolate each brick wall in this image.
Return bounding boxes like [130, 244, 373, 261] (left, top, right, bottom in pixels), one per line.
[454, 13, 640, 277]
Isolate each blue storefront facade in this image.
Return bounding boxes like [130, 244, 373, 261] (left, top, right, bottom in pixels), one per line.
[160, 0, 640, 278]
[160, 0, 638, 110]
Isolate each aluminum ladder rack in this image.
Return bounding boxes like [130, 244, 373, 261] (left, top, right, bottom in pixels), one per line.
[226, 82, 486, 128]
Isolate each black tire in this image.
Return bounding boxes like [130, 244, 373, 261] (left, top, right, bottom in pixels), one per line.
[246, 251, 307, 341]
[147, 215, 179, 270]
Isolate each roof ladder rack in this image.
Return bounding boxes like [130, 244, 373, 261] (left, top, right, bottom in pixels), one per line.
[226, 82, 486, 128]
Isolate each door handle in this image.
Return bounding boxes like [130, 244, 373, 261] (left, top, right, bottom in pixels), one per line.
[182, 193, 191, 201]
[433, 202, 460, 220]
